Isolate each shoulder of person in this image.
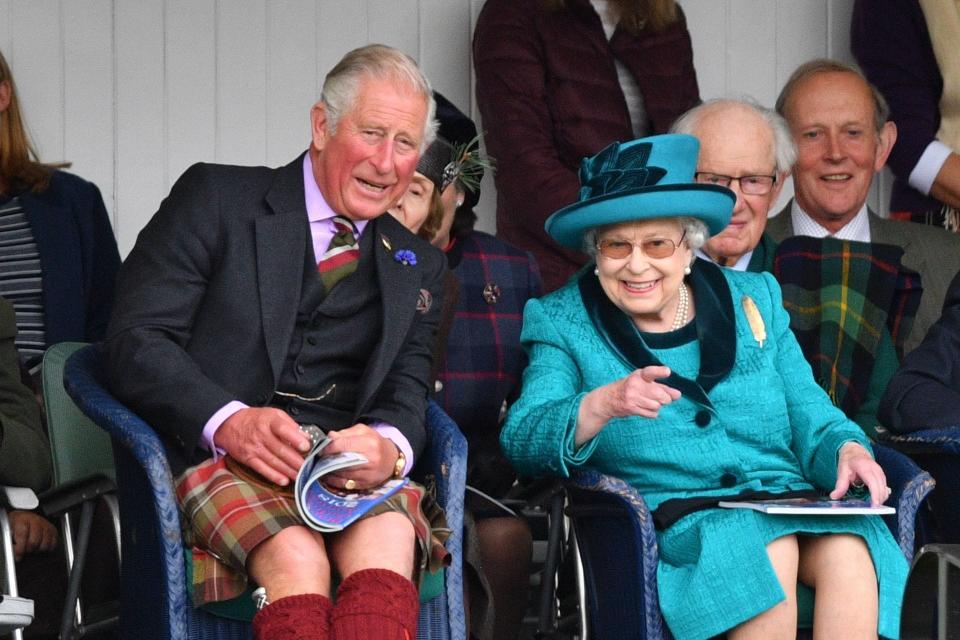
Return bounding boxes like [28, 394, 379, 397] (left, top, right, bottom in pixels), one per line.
[718, 266, 782, 309]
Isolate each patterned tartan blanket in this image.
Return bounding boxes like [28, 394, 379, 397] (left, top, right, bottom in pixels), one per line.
[773, 236, 921, 419]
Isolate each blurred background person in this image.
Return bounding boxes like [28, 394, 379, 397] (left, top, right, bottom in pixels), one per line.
[473, 0, 699, 292]
[0, 48, 121, 378]
[388, 93, 540, 640]
[852, 0, 960, 231]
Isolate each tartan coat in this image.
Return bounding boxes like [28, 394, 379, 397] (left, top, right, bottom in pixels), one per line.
[501, 259, 906, 639]
[434, 231, 541, 495]
[767, 201, 960, 354]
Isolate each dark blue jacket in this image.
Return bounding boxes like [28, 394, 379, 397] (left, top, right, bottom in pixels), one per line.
[18, 170, 121, 344]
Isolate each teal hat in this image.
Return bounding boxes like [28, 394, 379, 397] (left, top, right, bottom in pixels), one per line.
[545, 134, 735, 249]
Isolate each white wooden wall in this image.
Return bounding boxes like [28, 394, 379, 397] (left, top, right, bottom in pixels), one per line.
[1, 0, 888, 257]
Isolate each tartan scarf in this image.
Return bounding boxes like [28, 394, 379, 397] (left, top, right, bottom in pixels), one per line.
[773, 236, 922, 419]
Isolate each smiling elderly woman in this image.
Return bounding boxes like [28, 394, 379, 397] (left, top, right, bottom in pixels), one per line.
[500, 134, 907, 639]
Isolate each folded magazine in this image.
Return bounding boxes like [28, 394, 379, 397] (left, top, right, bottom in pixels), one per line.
[294, 435, 408, 532]
[718, 498, 894, 516]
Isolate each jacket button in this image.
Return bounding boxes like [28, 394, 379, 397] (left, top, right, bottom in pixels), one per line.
[694, 410, 711, 427]
[295, 363, 305, 375]
[289, 406, 300, 416]
[306, 336, 317, 346]
[720, 473, 737, 488]
[434, 380, 444, 393]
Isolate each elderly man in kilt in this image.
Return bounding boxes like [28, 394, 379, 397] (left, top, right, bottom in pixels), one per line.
[102, 44, 449, 640]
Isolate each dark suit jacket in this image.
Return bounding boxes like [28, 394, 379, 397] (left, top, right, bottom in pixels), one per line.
[767, 201, 960, 354]
[880, 269, 960, 432]
[103, 155, 446, 472]
[18, 170, 121, 344]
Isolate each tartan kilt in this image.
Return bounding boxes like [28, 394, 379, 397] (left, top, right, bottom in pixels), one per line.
[175, 457, 451, 606]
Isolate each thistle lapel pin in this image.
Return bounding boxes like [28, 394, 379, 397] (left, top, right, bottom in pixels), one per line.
[742, 296, 766, 347]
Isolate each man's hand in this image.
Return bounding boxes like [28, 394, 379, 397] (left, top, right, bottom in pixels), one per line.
[10, 511, 58, 561]
[323, 424, 400, 490]
[830, 442, 891, 506]
[215, 407, 312, 486]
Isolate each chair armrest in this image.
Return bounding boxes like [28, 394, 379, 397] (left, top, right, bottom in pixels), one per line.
[0, 487, 38, 512]
[566, 469, 667, 640]
[873, 444, 935, 560]
[876, 425, 960, 455]
[39, 474, 116, 520]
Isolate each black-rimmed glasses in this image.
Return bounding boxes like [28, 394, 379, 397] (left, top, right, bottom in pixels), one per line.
[597, 230, 687, 260]
[694, 172, 777, 195]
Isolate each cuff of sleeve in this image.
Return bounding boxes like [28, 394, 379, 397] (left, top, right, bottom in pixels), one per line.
[201, 401, 248, 461]
[562, 393, 599, 471]
[909, 140, 953, 195]
[371, 423, 414, 476]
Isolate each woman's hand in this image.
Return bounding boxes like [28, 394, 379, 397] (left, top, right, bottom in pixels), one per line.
[576, 366, 681, 445]
[829, 442, 891, 506]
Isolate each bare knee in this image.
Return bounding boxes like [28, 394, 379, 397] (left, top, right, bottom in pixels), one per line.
[247, 525, 330, 599]
[330, 512, 417, 579]
[798, 534, 876, 588]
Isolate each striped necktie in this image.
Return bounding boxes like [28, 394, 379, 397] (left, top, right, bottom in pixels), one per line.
[318, 215, 360, 291]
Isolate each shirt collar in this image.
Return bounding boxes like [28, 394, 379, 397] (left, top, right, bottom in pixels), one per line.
[302, 152, 369, 234]
[790, 199, 870, 242]
[695, 248, 754, 272]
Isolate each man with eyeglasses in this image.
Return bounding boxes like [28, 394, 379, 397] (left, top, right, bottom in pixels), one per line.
[770, 58, 960, 354]
[671, 98, 794, 273]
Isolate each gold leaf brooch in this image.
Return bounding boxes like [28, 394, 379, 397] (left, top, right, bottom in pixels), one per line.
[742, 296, 766, 347]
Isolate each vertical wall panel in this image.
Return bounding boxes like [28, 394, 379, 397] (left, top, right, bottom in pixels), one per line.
[166, 0, 216, 186]
[217, 0, 267, 165]
[367, 0, 419, 56]
[11, 0, 63, 162]
[115, 0, 165, 254]
[0, 2, 12, 54]
[315, 3, 366, 89]
[468, 0, 496, 234]
[63, 0, 115, 225]
[420, 0, 471, 110]
[775, 0, 828, 94]
[266, 0, 318, 167]
[727, 0, 777, 106]
[680, 0, 727, 100]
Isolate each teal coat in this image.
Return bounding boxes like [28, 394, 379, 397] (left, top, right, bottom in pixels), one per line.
[502, 259, 907, 639]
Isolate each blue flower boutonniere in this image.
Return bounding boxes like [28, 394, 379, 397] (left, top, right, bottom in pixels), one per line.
[394, 249, 417, 266]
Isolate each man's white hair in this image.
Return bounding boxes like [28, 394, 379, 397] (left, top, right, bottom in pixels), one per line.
[320, 44, 437, 150]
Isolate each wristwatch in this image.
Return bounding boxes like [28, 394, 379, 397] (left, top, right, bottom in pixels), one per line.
[392, 448, 406, 479]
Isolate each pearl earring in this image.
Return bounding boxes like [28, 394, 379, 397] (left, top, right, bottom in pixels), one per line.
[594, 267, 600, 276]
[684, 265, 692, 275]
[456, 199, 464, 207]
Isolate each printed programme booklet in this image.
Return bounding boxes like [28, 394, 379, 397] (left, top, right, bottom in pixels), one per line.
[294, 435, 408, 533]
[718, 497, 895, 516]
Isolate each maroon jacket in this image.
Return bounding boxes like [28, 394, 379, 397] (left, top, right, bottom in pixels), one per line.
[473, 0, 699, 291]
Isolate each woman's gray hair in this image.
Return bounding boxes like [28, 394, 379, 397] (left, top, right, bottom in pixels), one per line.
[583, 217, 709, 258]
[320, 44, 438, 150]
[671, 97, 797, 174]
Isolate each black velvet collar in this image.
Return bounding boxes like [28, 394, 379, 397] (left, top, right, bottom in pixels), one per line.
[578, 258, 736, 410]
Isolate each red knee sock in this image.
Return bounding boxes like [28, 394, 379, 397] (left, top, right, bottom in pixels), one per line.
[252, 593, 333, 640]
[330, 568, 419, 640]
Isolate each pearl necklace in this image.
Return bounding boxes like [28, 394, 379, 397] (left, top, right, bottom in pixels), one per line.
[671, 283, 689, 331]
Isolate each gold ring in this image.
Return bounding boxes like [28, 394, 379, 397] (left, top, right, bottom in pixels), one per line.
[344, 479, 357, 491]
